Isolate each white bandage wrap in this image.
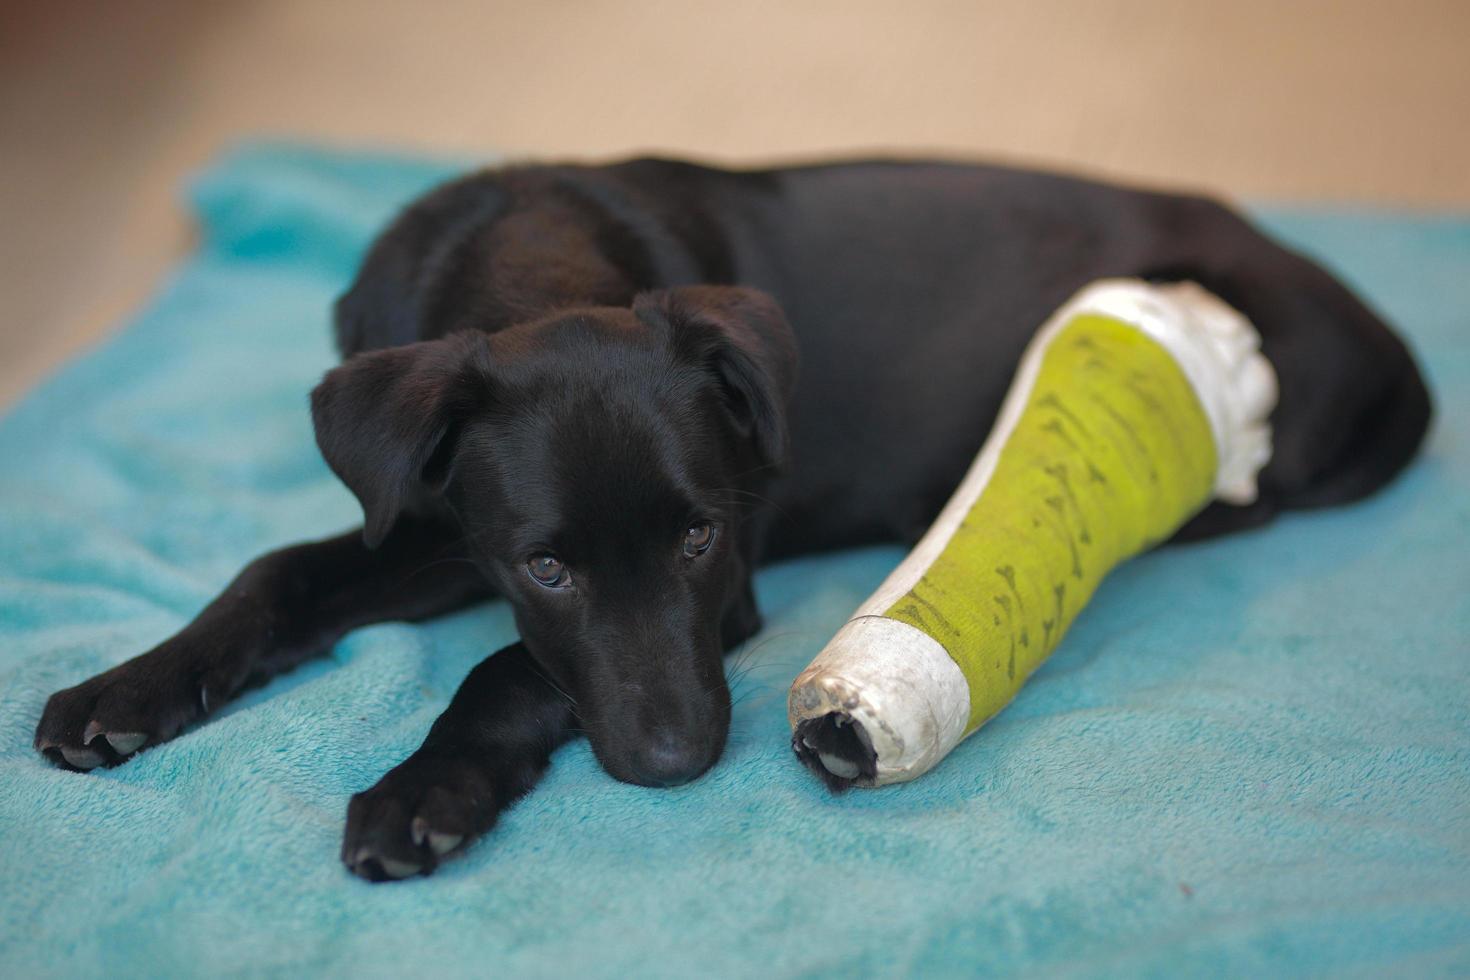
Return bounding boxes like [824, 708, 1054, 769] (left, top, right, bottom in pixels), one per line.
[788, 279, 1278, 785]
[788, 617, 971, 783]
[1079, 281, 1278, 504]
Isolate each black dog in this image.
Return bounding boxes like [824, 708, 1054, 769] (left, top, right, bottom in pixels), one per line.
[34, 158, 1431, 880]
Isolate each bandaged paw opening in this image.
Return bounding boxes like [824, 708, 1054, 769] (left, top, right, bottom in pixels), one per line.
[789, 279, 1278, 787]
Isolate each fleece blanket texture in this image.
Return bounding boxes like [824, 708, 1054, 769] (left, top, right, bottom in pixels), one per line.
[0, 145, 1465, 978]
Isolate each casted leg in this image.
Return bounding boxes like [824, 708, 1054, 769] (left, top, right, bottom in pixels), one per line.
[34, 517, 488, 770]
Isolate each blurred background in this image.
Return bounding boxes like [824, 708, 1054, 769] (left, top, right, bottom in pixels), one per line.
[2, 0, 1467, 408]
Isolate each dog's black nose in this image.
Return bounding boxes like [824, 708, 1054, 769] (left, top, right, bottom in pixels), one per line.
[631, 730, 712, 787]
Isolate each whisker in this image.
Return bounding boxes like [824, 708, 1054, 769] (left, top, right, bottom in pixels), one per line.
[521, 660, 579, 711]
[708, 486, 794, 522]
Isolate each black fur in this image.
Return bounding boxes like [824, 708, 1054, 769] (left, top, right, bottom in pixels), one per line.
[34, 156, 1431, 878]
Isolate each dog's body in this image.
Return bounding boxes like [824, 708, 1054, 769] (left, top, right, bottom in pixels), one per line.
[35, 157, 1431, 880]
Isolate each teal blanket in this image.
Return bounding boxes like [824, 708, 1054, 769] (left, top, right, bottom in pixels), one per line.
[1, 145, 1466, 978]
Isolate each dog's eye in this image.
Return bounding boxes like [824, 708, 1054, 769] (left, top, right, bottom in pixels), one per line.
[527, 554, 570, 588]
[683, 522, 716, 558]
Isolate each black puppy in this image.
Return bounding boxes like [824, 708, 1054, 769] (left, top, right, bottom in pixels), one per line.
[34, 158, 1431, 880]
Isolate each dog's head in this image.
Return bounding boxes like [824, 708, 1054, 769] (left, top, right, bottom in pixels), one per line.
[311, 286, 797, 786]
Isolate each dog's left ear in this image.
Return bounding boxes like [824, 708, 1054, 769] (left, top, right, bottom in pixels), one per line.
[635, 286, 799, 471]
[310, 333, 491, 548]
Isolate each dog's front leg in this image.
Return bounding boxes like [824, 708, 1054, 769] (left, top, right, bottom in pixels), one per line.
[34, 517, 488, 770]
[341, 641, 577, 881]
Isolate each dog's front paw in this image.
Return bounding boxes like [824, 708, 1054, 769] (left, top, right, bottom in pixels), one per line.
[342, 751, 505, 882]
[34, 653, 203, 770]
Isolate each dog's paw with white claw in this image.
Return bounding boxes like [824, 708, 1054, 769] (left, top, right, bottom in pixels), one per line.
[34, 656, 204, 770]
[341, 752, 502, 882]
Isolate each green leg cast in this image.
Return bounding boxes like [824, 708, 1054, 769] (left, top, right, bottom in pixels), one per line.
[790, 279, 1275, 786]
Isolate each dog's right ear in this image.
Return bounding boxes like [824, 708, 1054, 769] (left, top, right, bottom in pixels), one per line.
[633, 286, 799, 473]
[310, 334, 491, 548]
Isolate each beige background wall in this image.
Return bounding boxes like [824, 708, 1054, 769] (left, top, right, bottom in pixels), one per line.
[2, 0, 1468, 408]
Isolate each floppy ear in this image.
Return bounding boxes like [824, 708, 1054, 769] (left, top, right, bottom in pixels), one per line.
[310, 333, 491, 548]
[634, 286, 800, 471]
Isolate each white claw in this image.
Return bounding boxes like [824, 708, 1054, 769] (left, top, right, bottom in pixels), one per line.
[376, 857, 422, 879]
[105, 732, 147, 755]
[412, 816, 462, 856]
[818, 751, 861, 780]
[351, 847, 422, 880]
[61, 747, 105, 770]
